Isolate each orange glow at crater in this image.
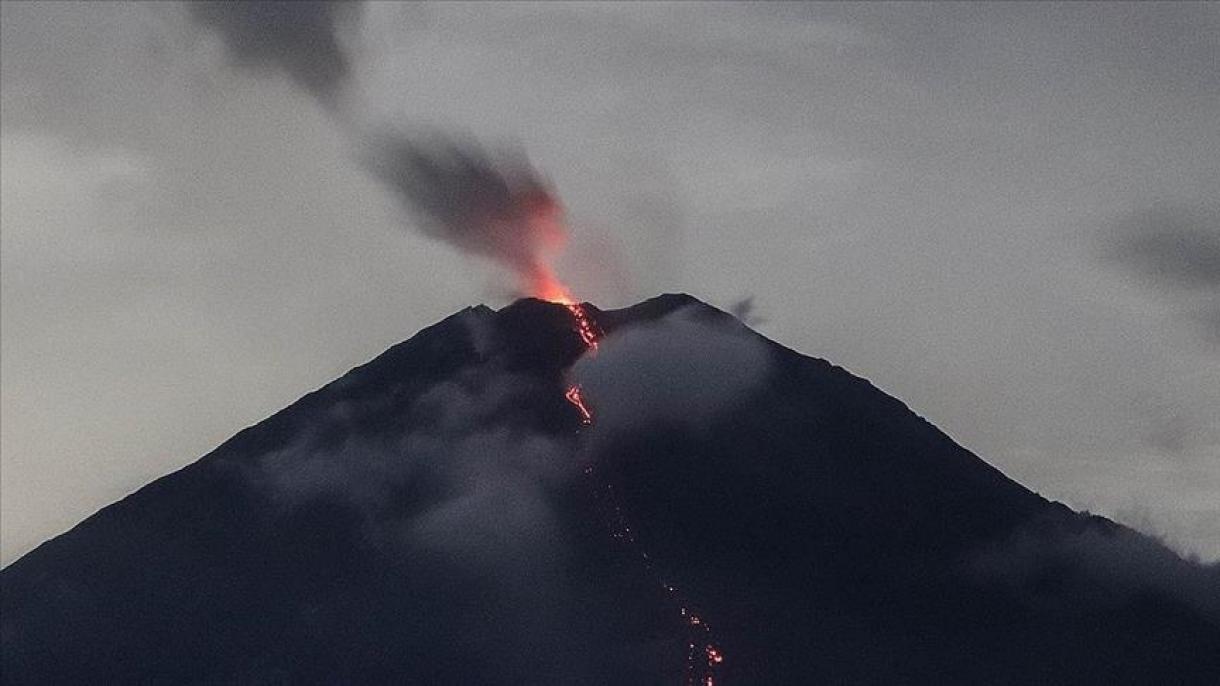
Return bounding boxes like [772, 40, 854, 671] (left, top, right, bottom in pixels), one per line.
[520, 189, 579, 306]
[532, 266, 576, 305]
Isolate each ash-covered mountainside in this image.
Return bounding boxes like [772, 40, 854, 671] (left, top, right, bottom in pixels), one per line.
[3, 294, 1218, 685]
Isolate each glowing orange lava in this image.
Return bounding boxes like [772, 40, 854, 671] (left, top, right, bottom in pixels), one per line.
[565, 385, 593, 425]
[534, 268, 576, 305]
[566, 303, 601, 351]
[559, 300, 724, 686]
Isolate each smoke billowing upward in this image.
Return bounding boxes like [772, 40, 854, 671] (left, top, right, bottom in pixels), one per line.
[364, 133, 573, 301]
[189, 1, 357, 108]
[1102, 204, 1220, 345]
[1105, 206, 1220, 291]
[189, 1, 574, 300]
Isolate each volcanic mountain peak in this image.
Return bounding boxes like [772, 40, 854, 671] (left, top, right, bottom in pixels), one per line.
[3, 294, 1218, 684]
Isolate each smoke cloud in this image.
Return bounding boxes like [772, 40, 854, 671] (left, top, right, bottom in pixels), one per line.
[729, 296, 765, 327]
[1102, 205, 1220, 345]
[970, 515, 1220, 624]
[254, 373, 579, 540]
[244, 310, 587, 677]
[189, 1, 571, 298]
[363, 133, 571, 299]
[189, 1, 358, 107]
[572, 305, 772, 439]
[1105, 206, 1220, 291]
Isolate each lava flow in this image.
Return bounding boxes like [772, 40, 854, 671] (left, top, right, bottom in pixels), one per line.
[565, 385, 593, 425]
[555, 297, 725, 686]
[561, 300, 599, 429]
[566, 303, 601, 351]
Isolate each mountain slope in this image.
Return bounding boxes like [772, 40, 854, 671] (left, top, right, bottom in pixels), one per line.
[3, 295, 1218, 684]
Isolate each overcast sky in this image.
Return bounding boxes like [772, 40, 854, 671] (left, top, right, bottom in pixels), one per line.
[2, 1, 1218, 566]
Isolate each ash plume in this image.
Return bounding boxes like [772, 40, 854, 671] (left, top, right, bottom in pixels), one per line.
[1105, 205, 1220, 291]
[363, 133, 570, 299]
[189, 1, 570, 298]
[1101, 204, 1220, 345]
[189, 1, 358, 108]
[729, 296, 766, 327]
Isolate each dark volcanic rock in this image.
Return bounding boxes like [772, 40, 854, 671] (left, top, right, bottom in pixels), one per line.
[3, 295, 1218, 685]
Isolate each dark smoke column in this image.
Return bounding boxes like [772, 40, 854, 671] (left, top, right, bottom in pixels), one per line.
[189, 0, 576, 301]
[189, 0, 357, 108]
[363, 134, 575, 301]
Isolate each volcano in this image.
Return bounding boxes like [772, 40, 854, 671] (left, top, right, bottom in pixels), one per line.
[3, 294, 1218, 685]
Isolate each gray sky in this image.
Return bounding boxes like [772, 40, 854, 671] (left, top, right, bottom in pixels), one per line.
[2, 1, 1218, 566]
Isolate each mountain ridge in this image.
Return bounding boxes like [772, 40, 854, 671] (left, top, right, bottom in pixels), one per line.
[3, 294, 1218, 684]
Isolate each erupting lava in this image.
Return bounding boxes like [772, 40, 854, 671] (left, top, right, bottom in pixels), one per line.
[557, 296, 725, 686]
[566, 304, 602, 351]
[560, 299, 598, 431]
[532, 268, 577, 307]
[532, 185, 722, 681]
[565, 385, 593, 425]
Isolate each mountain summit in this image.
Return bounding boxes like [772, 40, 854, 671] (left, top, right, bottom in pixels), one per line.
[3, 295, 1218, 684]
